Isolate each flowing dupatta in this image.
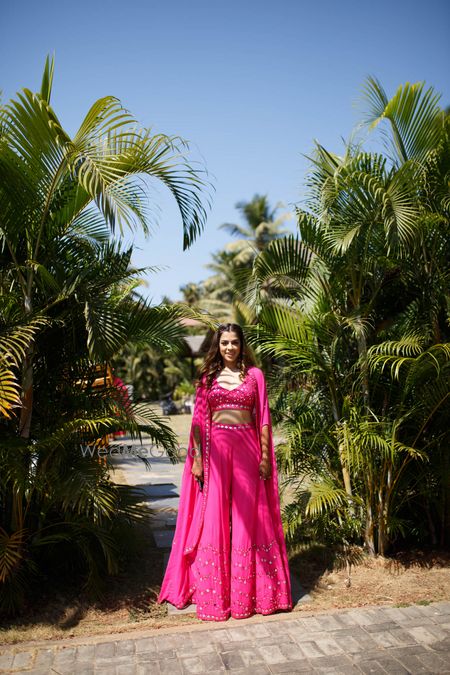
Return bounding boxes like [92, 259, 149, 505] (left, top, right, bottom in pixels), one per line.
[157, 366, 292, 609]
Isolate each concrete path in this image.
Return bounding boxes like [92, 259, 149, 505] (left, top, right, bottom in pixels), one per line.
[1, 601, 449, 673]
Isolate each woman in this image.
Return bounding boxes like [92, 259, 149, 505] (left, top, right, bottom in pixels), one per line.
[157, 323, 292, 621]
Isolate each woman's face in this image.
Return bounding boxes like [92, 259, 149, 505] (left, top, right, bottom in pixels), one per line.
[218, 331, 241, 368]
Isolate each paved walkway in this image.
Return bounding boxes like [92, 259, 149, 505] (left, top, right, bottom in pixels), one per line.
[1, 601, 449, 673]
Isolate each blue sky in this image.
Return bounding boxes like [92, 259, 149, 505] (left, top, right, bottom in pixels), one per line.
[2, 0, 449, 304]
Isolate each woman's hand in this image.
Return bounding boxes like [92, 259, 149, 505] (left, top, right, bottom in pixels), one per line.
[259, 454, 271, 480]
[191, 456, 203, 480]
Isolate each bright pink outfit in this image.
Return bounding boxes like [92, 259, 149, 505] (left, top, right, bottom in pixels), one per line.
[157, 366, 292, 621]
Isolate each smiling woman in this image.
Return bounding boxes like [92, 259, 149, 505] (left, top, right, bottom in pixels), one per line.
[157, 322, 293, 621]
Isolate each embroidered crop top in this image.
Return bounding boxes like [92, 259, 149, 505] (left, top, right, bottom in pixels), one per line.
[207, 371, 257, 414]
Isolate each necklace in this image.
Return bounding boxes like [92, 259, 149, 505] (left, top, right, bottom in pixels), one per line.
[217, 366, 241, 388]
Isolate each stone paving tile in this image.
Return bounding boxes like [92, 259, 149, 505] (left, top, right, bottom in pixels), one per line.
[175, 643, 216, 658]
[226, 626, 257, 642]
[268, 619, 298, 635]
[301, 616, 327, 632]
[243, 622, 272, 638]
[351, 648, 393, 663]
[0, 651, 14, 671]
[364, 620, 399, 633]
[116, 666, 136, 675]
[269, 659, 313, 672]
[200, 651, 226, 670]
[341, 632, 379, 652]
[258, 643, 289, 664]
[238, 646, 267, 667]
[77, 643, 96, 660]
[115, 639, 136, 656]
[75, 663, 95, 674]
[95, 655, 132, 668]
[431, 637, 450, 652]
[358, 661, 388, 675]
[425, 623, 450, 640]
[297, 640, 326, 659]
[417, 650, 450, 672]
[337, 611, 365, 627]
[388, 626, 420, 645]
[32, 647, 54, 669]
[179, 655, 206, 673]
[156, 631, 194, 650]
[219, 649, 246, 669]
[288, 627, 328, 644]
[341, 610, 376, 626]
[278, 641, 303, 660]
[311, 654, 360, 673]
[314, 636, 344, 656]
[380, 607, 410, 623]
[218, 638, 258, 653]
[416, 603, 448, 617]
[387, 643, 429, 659]
[135, 636, 157, 652]
[332, 635, 366, 655]
[369, 629, 406, 649]
[406, 624, 446, 644]
[138, 647, 174, 662]
[371, 655, 411, 674]
[158, 657, 182, 674]
[383, 653, 430, 673]
[312, 614, 346, 632]
[201, 627, 232, 642]
[94, 641, 116, 658]
[51, 662, 77, 674]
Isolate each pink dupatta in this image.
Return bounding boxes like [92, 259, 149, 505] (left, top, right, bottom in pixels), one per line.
[157, 365, 292, 609]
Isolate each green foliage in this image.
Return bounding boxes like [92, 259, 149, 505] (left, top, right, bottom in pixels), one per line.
[0, 57, 210, 614]
[246, 77, 450, 556]
[182, 195, 292, 324]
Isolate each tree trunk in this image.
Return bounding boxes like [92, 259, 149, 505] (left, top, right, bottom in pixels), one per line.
[18, 293, 34, 439]
[377, 495, 387, 557]
[356, 330, 370, 412]
[424, 500, 437, 547]
[365, 502, 376, 556]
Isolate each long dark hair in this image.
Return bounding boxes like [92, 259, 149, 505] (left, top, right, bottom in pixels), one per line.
[196, 323, 256, 389]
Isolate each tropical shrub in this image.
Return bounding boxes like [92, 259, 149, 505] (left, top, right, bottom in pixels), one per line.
[0, 57, 209, 613]
[245, 78, 450, 556]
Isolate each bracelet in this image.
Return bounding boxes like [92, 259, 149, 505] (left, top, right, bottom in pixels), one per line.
[192, 447, 202, 458]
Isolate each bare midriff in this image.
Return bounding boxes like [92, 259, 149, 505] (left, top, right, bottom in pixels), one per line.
[211, 409, 253, 425]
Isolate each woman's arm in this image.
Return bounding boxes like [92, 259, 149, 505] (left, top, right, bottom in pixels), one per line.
[260, 424, 270, 458]
[192, 424, 202, 458]
[259, 423, 272, 478]
[191, 423, 203, 479]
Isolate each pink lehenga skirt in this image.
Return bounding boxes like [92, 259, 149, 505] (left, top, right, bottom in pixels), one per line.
[159, 420, 292, 621]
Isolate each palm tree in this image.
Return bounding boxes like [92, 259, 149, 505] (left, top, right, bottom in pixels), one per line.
[0, 55, 210, 441]
[0, 57, 211, 613]
[245, 77, 449, 556]
[192, 196, 291, 324]
[219, 194, 291, 266]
